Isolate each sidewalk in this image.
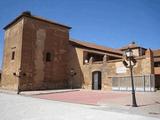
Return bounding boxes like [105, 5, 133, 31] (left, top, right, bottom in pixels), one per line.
[20, 89, 80, 95]
[0, 88, 80, 95]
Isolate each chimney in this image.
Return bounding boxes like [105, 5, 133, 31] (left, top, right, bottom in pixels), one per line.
[22, 11, 31, 16]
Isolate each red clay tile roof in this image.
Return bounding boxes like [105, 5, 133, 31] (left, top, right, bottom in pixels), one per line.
[4, 11, 71, 30]
[153, 49, 160, 62]
[153, 49, 160, 57]
[119, 42, 146, 50]
[69, 38, 122, 55]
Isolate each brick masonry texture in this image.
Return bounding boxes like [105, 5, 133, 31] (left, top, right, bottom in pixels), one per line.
[1, 14, 70, 91]
[1, 12, 160, 91]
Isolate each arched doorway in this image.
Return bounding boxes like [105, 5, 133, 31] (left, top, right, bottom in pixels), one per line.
[92, 71, 102, 90]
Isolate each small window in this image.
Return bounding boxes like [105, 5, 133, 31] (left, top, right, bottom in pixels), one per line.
[46, 52, 51, 62]
[154, 62, 160, 67]
[11, 51, 15, 60]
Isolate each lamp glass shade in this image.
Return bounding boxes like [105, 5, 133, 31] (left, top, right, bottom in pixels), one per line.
[125, 49, 133, 57]
[85, 59, 88, 63]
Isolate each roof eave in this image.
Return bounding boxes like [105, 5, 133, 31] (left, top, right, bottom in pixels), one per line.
[3, 14, 72, 30]
[3, 15, 23, 30]
[120, 46, 147, 51]
[69, 40, 122, 56]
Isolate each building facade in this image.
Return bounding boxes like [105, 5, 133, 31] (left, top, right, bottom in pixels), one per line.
[1, 12, 160, 92]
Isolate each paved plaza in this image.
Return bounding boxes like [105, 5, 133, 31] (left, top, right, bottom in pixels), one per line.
[21, 89, 160, 118]
[31, 90, 153, 105]
[33, 90, 129, 105]
[0, 92, 160, 120]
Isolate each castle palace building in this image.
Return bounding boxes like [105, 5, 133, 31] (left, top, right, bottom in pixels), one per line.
[1, 12, 160, 92]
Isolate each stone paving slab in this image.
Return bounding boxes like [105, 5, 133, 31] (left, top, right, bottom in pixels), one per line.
[32, 89, 160, 118]
[34, 90, 129, 105]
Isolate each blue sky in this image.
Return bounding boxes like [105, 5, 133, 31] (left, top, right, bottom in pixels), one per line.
[0, 0, 160, 67]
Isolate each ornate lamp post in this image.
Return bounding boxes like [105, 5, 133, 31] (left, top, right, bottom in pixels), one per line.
[123, 48, 138, 107]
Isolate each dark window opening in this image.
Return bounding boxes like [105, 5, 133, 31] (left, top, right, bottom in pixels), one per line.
[139, 48, 146, 56]
[87, 53, 104, 62]
[154, 62, 160, 67]
[11, 51, 15, 60]
[83, 51, 121, 64]
[46, 52, 51, 62]
[84, 52, 104, 63]
[108, 56, 119, 60]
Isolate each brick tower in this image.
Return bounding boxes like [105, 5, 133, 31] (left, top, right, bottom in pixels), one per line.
[1, 11, 71, 91]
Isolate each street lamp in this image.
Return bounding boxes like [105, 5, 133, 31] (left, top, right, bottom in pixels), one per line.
[123, 48, 138, 107]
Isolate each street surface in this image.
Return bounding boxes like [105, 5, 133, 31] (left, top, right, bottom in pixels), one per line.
[0, 91, 160, 120]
